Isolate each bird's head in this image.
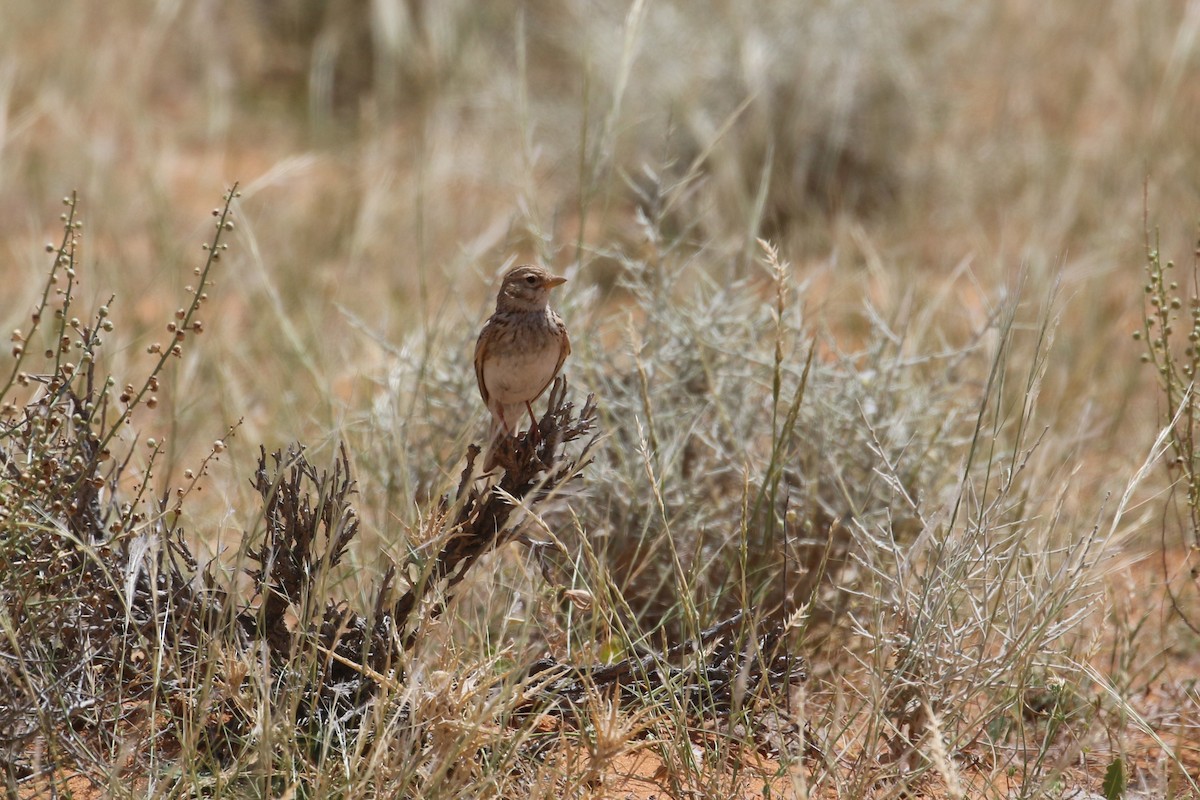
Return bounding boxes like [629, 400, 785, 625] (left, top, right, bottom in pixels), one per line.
[497, 265, 567, 312]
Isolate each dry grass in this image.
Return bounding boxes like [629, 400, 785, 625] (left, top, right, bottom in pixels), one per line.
[2, 1, 1200, 797]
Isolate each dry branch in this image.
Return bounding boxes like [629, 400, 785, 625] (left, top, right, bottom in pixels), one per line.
[388, 378, 597, 645]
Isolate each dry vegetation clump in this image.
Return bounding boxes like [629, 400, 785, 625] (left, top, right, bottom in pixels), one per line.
[361, 208, 1200, 797]
[0, 192, 239, 789]
[1134, 224, 1200, 631]
[0, 186, 1197, 800]
[0, 193, 815, 797]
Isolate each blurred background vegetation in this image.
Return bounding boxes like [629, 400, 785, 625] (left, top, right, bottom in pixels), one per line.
[2, 1, 1195, 429]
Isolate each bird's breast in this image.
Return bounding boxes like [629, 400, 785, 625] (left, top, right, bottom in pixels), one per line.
[481, 314, 564, 405]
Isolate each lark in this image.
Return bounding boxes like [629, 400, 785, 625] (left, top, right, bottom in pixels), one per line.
[474, 265, 571, 471]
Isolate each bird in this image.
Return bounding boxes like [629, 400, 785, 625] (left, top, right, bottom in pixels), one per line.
[474, 264, 571, 471]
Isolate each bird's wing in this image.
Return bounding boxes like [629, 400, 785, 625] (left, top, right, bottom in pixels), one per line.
[539, 317, 571, 398]
[559, 319, 571, 364]
[474, 322, 491, 406]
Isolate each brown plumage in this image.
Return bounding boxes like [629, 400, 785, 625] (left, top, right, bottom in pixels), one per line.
[474, 265, 571, 470]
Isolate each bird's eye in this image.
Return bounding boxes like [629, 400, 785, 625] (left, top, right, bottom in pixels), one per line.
[525, 275, 538, 284]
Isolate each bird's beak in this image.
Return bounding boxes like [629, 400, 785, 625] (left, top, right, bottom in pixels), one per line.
[544, 275, 567, 288]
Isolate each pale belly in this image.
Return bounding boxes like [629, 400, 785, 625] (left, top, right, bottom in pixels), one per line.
[482, 339, 561, 406]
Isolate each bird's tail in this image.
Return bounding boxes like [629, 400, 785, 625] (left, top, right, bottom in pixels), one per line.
[482, 416, 507, 472]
